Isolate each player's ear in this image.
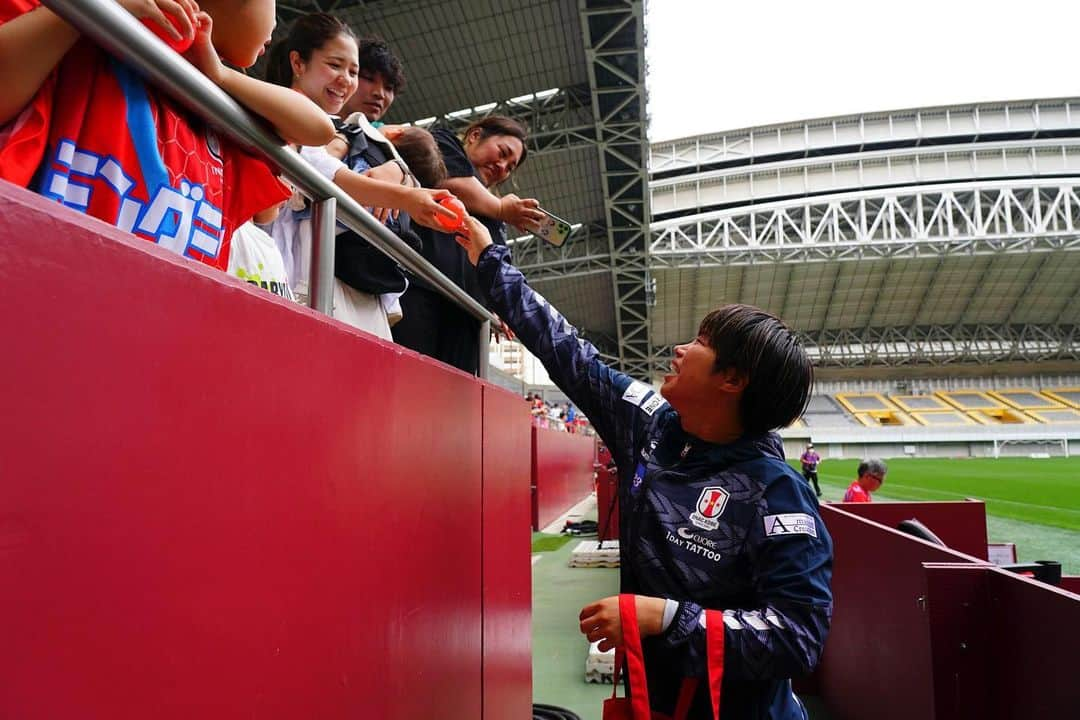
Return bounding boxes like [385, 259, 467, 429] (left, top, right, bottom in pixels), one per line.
[713, 367, 748, 394]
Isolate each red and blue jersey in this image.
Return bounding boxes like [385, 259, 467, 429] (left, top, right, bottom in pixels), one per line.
[0, 0, 289, 270]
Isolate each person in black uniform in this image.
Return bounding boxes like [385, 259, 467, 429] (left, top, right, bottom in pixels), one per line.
[456, 216, 833, 719]
[391, 116, 544, 374]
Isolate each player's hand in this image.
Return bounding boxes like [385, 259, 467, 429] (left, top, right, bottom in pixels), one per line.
[405, 188, 460, 231]
[491, 314, 514, 344]
[123, 0, 199, 44]
[498, 194, 543, 233]
[182, 12, 226, 86]
[454, 216, 493, 267]
[579, 595, 666, 652]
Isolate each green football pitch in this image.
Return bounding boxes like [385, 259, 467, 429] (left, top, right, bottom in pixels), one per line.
[796, 456, 1080, 573]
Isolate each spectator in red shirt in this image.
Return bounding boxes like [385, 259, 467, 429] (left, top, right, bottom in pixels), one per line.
[843, 458, 887, 502]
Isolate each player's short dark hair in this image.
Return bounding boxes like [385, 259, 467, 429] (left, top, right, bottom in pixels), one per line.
[357, 37, 406, 93]
[698, 304, 813, 435]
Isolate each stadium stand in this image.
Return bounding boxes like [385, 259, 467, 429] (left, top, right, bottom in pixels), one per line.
[891, 395, 953, 412]
[989, 389, 1064, 410]
[1045, 388, 1080, 409]
[802, 394, 860, 427]
[1029, 408, 1080, 424]
[909, 409, 977, 427]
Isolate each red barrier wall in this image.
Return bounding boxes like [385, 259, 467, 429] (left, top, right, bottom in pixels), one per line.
[481, 385, 533, 719]
[1061, 576, 1080, 595]
[531, 428, 595, 530]
[0, 182, 528, 719]
[923, 564, 1080, 719]
[833, 500, 989, 559]
[816, 506, 986, 720]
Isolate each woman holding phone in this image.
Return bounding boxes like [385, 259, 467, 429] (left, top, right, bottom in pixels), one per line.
[393, 115, 544, 374]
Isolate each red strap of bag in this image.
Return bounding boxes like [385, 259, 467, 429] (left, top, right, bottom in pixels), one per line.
[619, 593, 653, 718]
[608, 596, 726, 720]
[705, 608, 724, 720]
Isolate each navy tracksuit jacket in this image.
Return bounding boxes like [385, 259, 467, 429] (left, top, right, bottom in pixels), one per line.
[478, 245, 833, 719]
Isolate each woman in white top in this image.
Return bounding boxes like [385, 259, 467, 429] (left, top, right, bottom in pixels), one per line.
[264, 13, 457, 339]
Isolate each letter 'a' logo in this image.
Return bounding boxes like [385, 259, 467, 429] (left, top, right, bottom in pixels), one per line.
[696, 487, 729, 518]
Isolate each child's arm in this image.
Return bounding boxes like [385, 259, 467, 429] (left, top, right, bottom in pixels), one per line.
[0, 0, 196, 126]
[185, 13, 334, 147]
[440, 175, 543, 232]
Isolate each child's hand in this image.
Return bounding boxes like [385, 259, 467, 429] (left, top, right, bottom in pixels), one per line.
[407, 188, 464, 232]
[123, 0, 199, 46]
[454, 216, 493, 267]
[182, 11, 227, 86]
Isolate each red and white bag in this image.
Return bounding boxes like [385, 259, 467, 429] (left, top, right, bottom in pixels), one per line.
[603, 594, 724, 720]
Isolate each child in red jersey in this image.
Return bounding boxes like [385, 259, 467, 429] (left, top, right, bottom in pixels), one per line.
[0, 0, 334, 271]
[843, 458, 887, 502]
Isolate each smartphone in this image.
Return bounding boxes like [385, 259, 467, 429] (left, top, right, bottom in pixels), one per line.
[535, 208, 573, 247]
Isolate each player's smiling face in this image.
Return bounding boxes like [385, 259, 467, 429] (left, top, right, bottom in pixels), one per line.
[291, 33, 359, 116]
[661, 335, 718, 409]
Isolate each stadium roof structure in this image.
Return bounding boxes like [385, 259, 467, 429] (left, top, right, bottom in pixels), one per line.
[275, 3, 1079, 382]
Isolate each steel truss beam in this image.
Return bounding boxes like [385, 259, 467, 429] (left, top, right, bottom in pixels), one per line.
[510, 222, 611, 281]
[414, 85, 597, 155]
[579, 0, 651, 379]
[653, 324, 1078, 371]
[650, 180, 1080, 267]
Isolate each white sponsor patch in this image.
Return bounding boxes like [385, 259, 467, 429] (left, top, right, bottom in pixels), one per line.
[621, 380, 651, 407]
[763, 513, 818, 539]
[640, 393, 666, 416]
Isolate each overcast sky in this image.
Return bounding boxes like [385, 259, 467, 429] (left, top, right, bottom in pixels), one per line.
[645, 0, 1078, 141]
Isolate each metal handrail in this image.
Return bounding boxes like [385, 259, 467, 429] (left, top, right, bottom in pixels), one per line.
[41, 0, 495, 376]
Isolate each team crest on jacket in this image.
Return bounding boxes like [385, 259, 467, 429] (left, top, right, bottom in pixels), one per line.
[689, 486, 729, 531]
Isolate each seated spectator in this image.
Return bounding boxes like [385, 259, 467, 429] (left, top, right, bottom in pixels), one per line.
[844, 458, 887, 502]
[391, 116, 545, 374]
[0, 0, 334, 271]
[263, 13, 457, 337]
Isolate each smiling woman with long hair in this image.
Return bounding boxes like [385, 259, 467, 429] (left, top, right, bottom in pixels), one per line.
[391, 115, 544, 375]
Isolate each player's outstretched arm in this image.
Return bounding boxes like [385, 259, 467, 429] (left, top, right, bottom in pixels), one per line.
[460, 216, 652, 451]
